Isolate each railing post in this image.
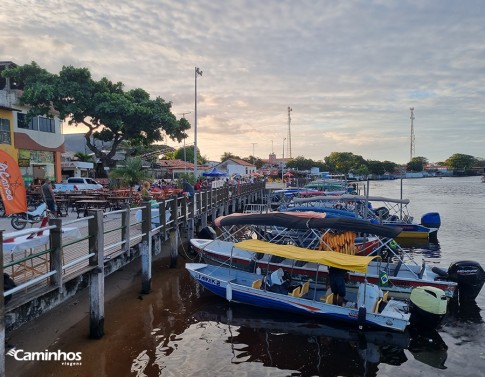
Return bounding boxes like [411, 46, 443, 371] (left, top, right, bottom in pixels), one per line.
[0, 231, 5, 377]
[49, 218, 63, 291]
[158, 199, 167, 240]
[169, 196, 179, 268]
[121, 204, 131, 255]
[141, 201, 152, 294]
[88, 209, 105, 339]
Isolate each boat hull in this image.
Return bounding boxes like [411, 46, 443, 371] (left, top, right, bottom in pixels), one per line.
[186, 263, 410, 332]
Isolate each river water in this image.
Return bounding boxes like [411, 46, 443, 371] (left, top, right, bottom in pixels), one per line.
[11, 177, 485, 377]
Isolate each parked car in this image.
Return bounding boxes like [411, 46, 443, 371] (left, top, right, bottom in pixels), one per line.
[53, 177, 104, 192]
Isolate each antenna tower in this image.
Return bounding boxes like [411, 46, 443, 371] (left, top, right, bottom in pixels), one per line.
[410, 107, 415, 161]
[287, 106, 292, 158]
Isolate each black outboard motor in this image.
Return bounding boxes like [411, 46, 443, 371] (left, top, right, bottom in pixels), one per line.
[198, 226, 216, 240]
[448, 261, 485, 301]
[433, 261, 485, 301]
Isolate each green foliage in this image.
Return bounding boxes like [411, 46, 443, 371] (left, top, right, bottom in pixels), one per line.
[3, 62, 190, 171]
[406, 156, 428, 172]
[325, 152, 366, 174]
[73, 152, 94, 163]
[174, 146, 204, 164]
[444, 153, 478, 170]
[108, 157, 152, 188]
[221, 152, 240, 162]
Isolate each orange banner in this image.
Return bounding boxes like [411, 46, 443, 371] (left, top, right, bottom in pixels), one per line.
[0, 150, 28, 215]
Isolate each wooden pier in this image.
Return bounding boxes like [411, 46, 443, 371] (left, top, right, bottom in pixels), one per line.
[0, 182, 266, 376]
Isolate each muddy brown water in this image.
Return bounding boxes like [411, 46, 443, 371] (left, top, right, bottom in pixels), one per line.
[6, 177, 485, 377]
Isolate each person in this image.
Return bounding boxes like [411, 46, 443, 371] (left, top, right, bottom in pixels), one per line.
[328, 266, 347, 306]
[194, 179, 202, 191]
[141, 181, 152, 201]
[41, 178, 57, 217]
[182, 179, 194, 200]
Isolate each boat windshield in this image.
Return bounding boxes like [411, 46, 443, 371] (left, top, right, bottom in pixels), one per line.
[235, 239, 379, 273]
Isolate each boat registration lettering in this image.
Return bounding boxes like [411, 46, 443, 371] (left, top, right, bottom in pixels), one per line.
[198, 274, 220, 286]
[348, 310, 358, 318]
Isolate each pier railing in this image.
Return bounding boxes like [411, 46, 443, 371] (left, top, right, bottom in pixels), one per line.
[0, 181, 265, 376]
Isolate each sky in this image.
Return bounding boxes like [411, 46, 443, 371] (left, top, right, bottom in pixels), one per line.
[1, 0, 484, 164]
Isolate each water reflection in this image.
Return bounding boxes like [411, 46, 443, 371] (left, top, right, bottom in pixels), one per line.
[193, 302, 449, 376]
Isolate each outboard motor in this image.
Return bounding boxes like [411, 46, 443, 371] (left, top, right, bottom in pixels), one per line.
[409, 286, 447, 328]
[421, 212, 441, 229]
[447, 261, 485, 301]
[198, 226, 217, 240]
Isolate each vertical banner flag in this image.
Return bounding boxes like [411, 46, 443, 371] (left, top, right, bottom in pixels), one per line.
[0, 150, 28, 215]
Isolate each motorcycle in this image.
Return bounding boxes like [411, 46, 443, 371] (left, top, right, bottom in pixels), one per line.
[10, 202, 54, 230]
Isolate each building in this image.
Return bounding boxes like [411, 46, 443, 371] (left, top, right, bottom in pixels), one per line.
[0, 61, 65, 185]
[215, 158, 256, 176]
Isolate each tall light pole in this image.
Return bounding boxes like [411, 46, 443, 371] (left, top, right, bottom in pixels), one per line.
[194, 67, 203, 178]
[282, 137, 286, 182]
[178, 112, 191, 174]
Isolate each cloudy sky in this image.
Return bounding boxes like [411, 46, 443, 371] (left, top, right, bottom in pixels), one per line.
[2, 0, 484, 163]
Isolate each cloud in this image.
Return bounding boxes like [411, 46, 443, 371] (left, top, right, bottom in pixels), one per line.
[2, 0, 485, 163]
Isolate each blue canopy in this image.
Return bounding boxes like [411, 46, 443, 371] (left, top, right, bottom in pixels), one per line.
[202, 168, 227, 177]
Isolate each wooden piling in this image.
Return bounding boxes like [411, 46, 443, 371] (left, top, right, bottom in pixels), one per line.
[141, 202, 152, 294]
[49, 218, 63, 291]
[88, 209, 105, 339]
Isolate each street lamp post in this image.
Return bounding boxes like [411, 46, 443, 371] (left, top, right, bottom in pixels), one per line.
[282, 137, 286, 182]
[194, 67, 203, 178]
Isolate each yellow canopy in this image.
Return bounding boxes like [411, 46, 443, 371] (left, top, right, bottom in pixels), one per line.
[235, 239, 379, 273]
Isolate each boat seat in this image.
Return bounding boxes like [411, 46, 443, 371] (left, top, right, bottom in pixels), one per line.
[289, 286, 301, 297]
[383, 291, 389, 302]
[251, 279, 262, 289]
[374, 298, 383, 313]
[300, 281, 310, 297]
[325, 293, 334, 304]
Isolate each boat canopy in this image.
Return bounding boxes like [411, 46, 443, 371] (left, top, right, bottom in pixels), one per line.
[235, 239, 379, 273]
[214, 212, 402, 238]
[293, 194, 410, 205]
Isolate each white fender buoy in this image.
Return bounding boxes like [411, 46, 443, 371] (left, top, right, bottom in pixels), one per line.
[226, 283, 233, 301]
[256, 267, 261, 276]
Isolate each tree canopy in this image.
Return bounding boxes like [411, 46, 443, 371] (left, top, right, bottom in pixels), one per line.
[3, 62, 190, 175]
[406, 156, 428, 172]
[444, 153, 479, 170]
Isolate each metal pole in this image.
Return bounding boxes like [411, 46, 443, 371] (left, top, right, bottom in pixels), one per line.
[282, 138, 286, 182]
[194, 67, 202, 179]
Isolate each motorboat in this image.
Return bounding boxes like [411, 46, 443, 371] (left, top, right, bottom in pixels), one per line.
[187, 238, 448, 332]
[190, 212, 485, 301]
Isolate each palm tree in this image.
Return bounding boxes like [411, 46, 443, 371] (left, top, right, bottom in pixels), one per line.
[73, 152, 95, 163]
[108, 157, 152, 200]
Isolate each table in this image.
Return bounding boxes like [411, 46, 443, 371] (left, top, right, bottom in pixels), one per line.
[74, 199, 109, 217]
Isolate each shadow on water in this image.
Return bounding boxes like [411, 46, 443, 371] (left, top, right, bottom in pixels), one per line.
[193, 300, 449, 376]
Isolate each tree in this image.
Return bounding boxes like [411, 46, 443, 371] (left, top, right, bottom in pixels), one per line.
[444, 153, 478, 170]
[73, 152, 94, 163]
[221, 152, 240, 162]
[3, 62, 190, 175]
[406, 156, 428, 172]
[324, 152, 366, 174]
[108, 157, 152, 199]
[174, 146, 206, 165]
[366, 160, 385, 176]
